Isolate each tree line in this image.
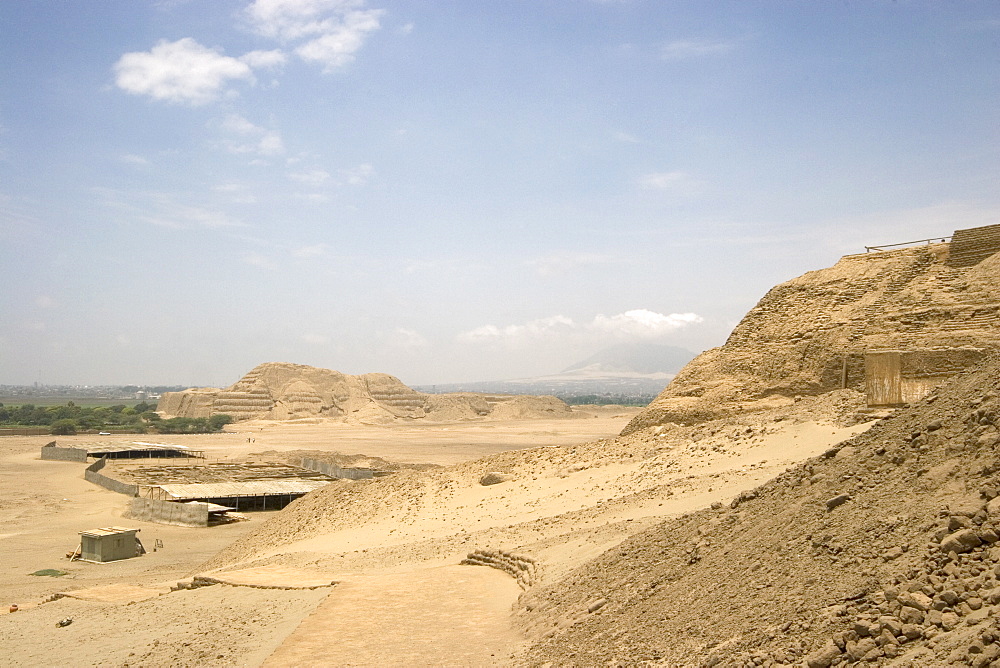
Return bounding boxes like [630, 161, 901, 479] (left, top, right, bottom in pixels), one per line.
[0, 402, 233, 435]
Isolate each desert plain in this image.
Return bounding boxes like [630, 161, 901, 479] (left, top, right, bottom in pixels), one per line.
[0, 401, 869, 666]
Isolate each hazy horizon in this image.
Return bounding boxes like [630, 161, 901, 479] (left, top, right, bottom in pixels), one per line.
[3, 1, 999, 387]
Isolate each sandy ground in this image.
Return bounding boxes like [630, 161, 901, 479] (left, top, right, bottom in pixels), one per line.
[0, 404, 874, 666]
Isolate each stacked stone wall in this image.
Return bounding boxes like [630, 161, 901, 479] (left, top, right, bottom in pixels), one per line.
[946, 223, 1000, 268]
[461, 549, 540, 589]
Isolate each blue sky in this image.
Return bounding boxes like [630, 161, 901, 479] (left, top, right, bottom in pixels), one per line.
[1, 1, 999, 387]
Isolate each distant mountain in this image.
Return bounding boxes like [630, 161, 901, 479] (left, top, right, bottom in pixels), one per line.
[560, 343, 696, 375]
[415, 344, 697, 404]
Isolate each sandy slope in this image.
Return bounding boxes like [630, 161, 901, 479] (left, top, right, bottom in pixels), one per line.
[0, 410, 632, 665]
[521, 355, 1000, 666]
[1, 395, 877, 666]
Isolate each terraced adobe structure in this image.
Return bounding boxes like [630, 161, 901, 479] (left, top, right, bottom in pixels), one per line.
[157, 362, 574, 423]
[625, 224, 1000, 433]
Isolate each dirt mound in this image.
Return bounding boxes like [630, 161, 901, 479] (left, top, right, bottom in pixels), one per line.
[246, 449, 441, 473]
[519, 352, 1000, 666]
[158, 362, 575, 423]
[199, 387, 873, 587]
[626, 233, 1000, 433]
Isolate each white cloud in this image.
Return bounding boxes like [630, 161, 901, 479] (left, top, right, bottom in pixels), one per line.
[613, 131, 639, 144]
[591, 309, 703, 338]
[457, 316, 576, 343]
[247, 0, 384, 72]
[114, 38, 256, 105]
[661, 39, 735, 60]
[240, 49, 287, 68]
[35, 295, 57, 309]
[458, 310, 702, 345]
[221, 114, 260, 134]
[219, 114, 285, 156]
[257, 133, 285, 155]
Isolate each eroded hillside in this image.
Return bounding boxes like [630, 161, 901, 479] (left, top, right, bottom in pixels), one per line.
[521, 353, 1000, 666]
[626, 226, 1000, 433]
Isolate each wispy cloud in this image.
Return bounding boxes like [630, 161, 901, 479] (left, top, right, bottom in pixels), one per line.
[120, 154, 150, 166]
[246, 0, 384, 72]
[217, 114, 285, 156]
[383, 327, 428, 350]
[613, 130, 639, 144]
[661, 39, 735, 60]
[638, 170, 704, 196]
[289, 168, 331, 185]
[340, 163, 374, 185]
[457, 315, 575, 344]
[97, 188, 247, 230]
[525, 251, 619, 277]
[292, 243, 328, 257]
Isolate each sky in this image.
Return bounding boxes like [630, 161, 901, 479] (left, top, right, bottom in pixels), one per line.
[1, 1, 999, 388]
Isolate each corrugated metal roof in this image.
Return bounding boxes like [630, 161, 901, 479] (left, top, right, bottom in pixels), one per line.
[80, 526, 139, 537]
[184, 501, 235, 513]
[86, 442, 198, 455]
[155, 480, 330, 500]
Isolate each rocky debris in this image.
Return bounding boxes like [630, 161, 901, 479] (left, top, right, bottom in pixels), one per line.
[826, 493, 852, 511]
[479, 472, 514, 486]
[519, 353, 1000, 666]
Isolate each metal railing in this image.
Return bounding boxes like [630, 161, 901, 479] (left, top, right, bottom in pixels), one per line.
[865, 236, 951, 252]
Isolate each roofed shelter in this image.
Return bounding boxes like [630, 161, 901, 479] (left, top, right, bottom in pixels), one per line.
[77, 527, 141, 563]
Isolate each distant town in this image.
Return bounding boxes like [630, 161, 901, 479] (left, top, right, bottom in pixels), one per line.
[0, 384, 187, 402]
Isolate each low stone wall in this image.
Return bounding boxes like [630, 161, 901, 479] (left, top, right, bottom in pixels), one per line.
[124, 497, 208, 527]
[300, 458, 375, 480]
[461, 549, 540, 589]
[85, 458, 138, 496]
[40, 442, 88, 462]
[0, 427, 50, 436]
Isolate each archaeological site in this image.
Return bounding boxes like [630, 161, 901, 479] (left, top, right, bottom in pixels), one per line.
[7, 224, 1000, 666]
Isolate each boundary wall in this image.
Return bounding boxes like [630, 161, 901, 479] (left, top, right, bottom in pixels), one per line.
[124, 498, 208, 527]
[40, 442, 88, 462]
[0, 428, 50, 436]
[300, 458, 375, 480]
[85, 458, 138, 496]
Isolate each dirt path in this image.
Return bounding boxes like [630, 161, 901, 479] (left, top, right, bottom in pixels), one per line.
[264, 564, 525, 667]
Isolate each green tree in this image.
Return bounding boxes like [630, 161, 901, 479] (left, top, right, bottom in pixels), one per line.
[51, 419, 77, 435]
[208, 414, 234, 431]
